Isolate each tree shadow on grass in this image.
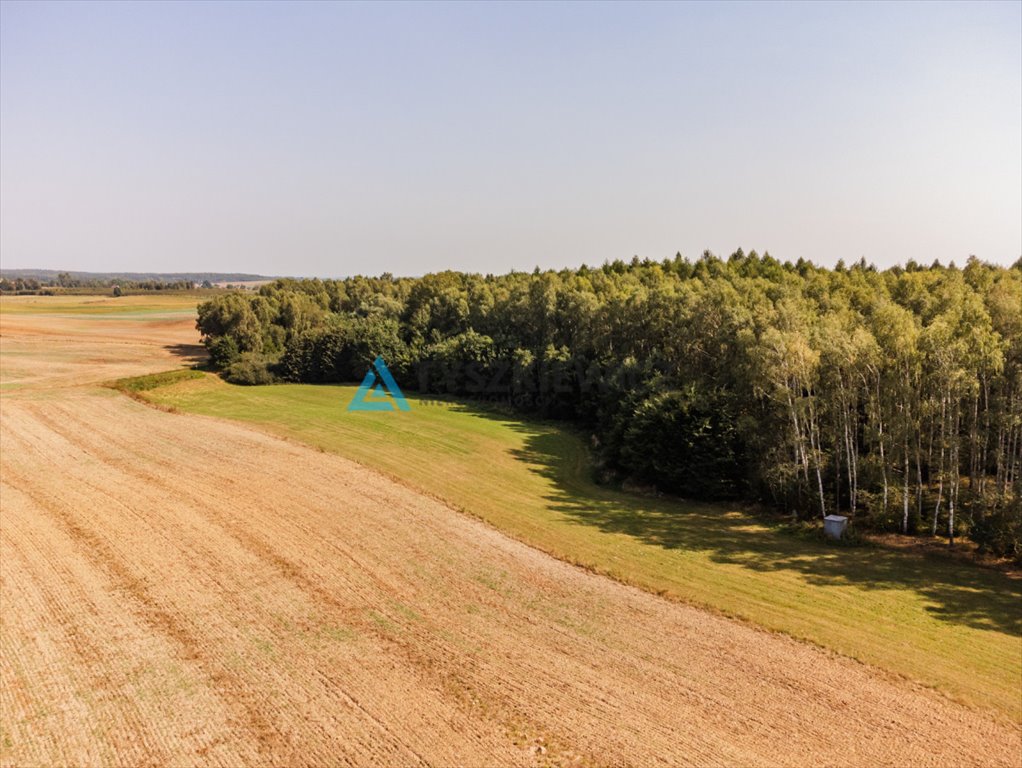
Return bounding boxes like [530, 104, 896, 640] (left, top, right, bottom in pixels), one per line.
[164, 342, 208, 366]
[445, 399, 1022, 637]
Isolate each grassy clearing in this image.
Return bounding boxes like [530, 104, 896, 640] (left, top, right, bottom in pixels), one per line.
[108, 370, 206, 411]
[110, 369, 206, 393]
[126, 372, 1022, 720]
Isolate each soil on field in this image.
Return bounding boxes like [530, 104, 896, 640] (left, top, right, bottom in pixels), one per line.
[1, 301, 1020, 767]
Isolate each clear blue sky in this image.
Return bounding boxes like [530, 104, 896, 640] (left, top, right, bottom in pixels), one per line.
[1, 1, 1019, 276]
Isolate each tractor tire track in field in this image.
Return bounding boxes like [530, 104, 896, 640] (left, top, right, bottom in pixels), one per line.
[1, 307, 1020, 766]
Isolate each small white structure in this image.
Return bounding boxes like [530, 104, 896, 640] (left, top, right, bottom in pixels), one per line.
[824, 515, 848, 540]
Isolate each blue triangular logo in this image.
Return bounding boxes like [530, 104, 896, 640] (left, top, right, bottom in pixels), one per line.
[348, 356, 411, 412]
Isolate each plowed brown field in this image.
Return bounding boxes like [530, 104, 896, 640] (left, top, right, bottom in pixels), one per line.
[1, 299, 1020, 767]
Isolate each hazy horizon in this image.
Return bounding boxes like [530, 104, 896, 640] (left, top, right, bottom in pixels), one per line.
[2, 1, 1020, 276]
[0, 252, 1017, 282]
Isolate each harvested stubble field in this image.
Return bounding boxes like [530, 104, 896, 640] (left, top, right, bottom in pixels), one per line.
[0, 295, 1019, 767]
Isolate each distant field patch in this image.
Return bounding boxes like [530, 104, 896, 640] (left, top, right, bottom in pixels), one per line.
[0, 294, 202, 315]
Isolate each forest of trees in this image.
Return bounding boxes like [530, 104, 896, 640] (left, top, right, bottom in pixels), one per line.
[196, 253, 1022, 558]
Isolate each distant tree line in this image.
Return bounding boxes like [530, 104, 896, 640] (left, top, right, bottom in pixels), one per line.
[196, 253, 1022, 558]
[0, 272, 200, 294]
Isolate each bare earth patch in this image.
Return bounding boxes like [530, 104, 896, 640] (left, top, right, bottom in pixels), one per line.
[1, 299, 1020, 766]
